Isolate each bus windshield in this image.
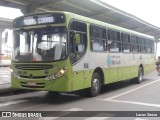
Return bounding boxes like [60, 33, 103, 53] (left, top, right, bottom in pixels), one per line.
[12, 27, 67, 62]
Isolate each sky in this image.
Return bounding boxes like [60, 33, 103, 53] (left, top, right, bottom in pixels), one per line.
[0, 6, 23, 19]
[100, 0, 160, 27]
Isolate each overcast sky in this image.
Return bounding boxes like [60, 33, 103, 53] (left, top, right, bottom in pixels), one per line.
[0, 6, 23, 19]
[100, 0, 160, 27]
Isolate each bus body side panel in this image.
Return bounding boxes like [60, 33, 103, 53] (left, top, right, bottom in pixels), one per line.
[143, 54, 155, 75]
[71, 52, 92, 91]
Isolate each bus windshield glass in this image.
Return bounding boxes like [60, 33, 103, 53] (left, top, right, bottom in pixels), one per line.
[12, 27, 67, 62]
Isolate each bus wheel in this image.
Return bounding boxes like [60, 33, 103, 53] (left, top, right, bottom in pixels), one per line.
[136, 67, 143, 84]
[90, 72, 101, 97]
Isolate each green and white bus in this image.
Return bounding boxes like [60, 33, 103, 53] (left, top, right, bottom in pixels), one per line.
[11, 11, 155, 96]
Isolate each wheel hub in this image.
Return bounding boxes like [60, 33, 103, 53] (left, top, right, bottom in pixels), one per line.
[92, 78, 100, 92]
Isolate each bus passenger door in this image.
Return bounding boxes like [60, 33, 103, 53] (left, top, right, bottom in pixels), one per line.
[69, 21, 88, 91]
[70, 31, 88, 90]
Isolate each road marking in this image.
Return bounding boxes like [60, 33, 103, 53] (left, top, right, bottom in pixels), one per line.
[65, 108, 83, 111]
[109, 99, 160, 108]
[38, 117, 58, 120]
[84, 112, 110, 120]
[85, 117, 109, 120]
[17, 103, 46, 111]
[38, 108, 83, 120]
[101, 78, 160, 101]
[0, 100, 28, 107]
[135, 118, 149, 120]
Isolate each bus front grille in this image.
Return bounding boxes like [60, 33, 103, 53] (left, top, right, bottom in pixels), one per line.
[19, 75, 47, 79]
[15, 64, 53, 70]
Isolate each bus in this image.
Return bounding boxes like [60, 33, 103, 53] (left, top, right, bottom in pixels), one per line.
[11, 11, 155, 97]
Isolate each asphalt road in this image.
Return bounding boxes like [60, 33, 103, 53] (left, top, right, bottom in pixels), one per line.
[0, 70, 160, 120]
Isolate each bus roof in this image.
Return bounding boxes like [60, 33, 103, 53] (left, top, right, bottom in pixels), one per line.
[71, 12, 154, 39]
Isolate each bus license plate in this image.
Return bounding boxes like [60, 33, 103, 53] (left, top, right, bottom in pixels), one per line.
[27, 82, 36, 86]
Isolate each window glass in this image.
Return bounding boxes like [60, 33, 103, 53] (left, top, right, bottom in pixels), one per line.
[150, 40, 154, 53]
[151, 46, 154, 53]
[13, 27, 67, 62]
[146, 46, 151, 53]
[91, 26, 99, 38]
[132, 45, 139, 53]
[121, 33, 129, 43]
[91, 39, 105, 51]
[110, 42, 121, 52]
[140, 37, 145, 45]
[130, 35, 138, 44]
[69, 21, 87, 64]
[145, 39, 151, 46]
[122, 43, 130, 52]
[151, 40, 154, 47]
[140, 46, 145, 53]
[90, 25, 107, 51]
[108, 29, 120, 41]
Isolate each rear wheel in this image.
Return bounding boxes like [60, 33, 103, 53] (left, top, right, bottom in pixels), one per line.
[135, 67, 143, 84]
[90, 72, 101, 97]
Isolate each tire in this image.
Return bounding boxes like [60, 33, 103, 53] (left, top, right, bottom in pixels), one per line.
[135, 67, 143, 84]
[90, 72, 101, 97]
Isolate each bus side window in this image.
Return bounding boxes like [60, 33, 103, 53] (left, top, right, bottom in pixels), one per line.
[90, 25, 107, 51]
[121, 33, 130, 53]
[108, 29, 121, 52]
[69, 21, 87, 64]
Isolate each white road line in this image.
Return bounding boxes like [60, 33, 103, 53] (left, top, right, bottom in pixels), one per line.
[38, 108, 83, 120]
[38, 117, 58, 120]
[101, 78, 160, 101]
[17, 103, 46, 111]
[109, 99, 160, 108]
[65, 108, 83, 111]
[85, 117, 109, 120]
[0, 100, 28, 107]
[84, 112, 110, 120]
[135, 118, 149, 120]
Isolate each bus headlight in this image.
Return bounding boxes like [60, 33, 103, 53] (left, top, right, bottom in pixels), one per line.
[11, 68, 13, 73]
[45, 67, 67, 80]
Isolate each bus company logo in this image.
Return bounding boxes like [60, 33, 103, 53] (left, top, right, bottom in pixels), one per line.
[107, 55, 111, 65]
[2, 112, 11, 117]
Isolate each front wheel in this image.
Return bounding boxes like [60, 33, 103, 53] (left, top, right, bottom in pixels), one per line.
[90, 72, 101, 97]
[136, 67, 143, 84]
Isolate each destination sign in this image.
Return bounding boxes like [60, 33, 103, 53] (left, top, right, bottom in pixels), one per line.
[13, 13, 65, 27]
[38, 16, 55, 24]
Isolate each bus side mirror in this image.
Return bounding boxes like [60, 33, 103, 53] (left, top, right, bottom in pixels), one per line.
[74, 34, 80, 45]
[5, 31, 8, 43]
